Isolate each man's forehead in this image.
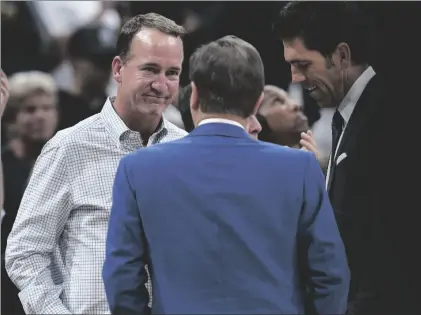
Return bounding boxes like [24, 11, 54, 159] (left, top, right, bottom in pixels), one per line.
[283, 38, 311, 62]
[133, 28, 182, 49]
[130, 30, 183, 66]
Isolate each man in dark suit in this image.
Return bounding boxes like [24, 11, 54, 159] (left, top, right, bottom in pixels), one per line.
[102, 35, 349, 314]
[274, 2, 419, 314]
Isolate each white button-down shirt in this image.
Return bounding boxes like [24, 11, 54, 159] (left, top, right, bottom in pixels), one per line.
[5, 98, 187, 314]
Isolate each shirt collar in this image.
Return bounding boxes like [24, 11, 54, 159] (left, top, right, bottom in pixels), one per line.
[198, 118, 245, 130]
[100, 97, 168, 148]
[338, 66, 376, 125]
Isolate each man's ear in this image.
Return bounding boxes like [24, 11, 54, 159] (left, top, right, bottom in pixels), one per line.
[112, 56, 123, 84]
[334, 42, 352, 69]
[252, 92, 264, 115]
[190, 82, 199, 112]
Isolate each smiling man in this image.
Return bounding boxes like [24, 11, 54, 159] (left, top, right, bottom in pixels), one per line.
[274, 2, 418, 315]
[5, 13, 187, 314]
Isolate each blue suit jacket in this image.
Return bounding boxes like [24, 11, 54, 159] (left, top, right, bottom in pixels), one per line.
[103, 123, 350, 315]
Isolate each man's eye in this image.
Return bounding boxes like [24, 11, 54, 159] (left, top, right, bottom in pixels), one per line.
[143, 67, 157, 73]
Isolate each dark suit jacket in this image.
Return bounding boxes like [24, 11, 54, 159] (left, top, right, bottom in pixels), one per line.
[328, 75, 419, 314]
[103, 123, 350, 314]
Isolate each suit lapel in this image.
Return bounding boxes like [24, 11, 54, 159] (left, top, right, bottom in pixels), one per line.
[328, 76, 381, 193]
[336, 77, 380, 160]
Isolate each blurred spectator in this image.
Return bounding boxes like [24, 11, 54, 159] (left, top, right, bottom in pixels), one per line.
[1, 1, 60, 75]
[257, 85, 308, 148]
[163, 104, 185, 130]
[29, 1, 121, 59]
[43, 1, 121, 96]
[1, 69, 10, 217]
[175, 83, 194, 132]
[311, 107, 335, 173]
[56, 25, 117, 131]
[1, 71, 58, 315]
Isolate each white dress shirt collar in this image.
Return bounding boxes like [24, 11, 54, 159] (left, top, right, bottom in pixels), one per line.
[338, 66, 376, 125]
[198, 118, 245, 130]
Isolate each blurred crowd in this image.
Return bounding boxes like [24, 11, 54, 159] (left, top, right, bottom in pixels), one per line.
[1, 1, 418, 315]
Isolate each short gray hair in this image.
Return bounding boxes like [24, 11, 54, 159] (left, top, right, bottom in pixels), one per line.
[7, 71, 57, 116]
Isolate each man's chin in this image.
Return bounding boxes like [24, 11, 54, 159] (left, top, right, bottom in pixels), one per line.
[138, 102, 169, 116]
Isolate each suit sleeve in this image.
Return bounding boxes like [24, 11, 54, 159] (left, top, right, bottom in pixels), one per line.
[103, 157, 150, 315]
[298, 153, 350, 314]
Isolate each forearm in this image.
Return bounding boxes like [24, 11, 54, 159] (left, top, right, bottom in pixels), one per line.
[10, 261, 71, 314]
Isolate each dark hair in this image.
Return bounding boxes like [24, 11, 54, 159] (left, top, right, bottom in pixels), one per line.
[116, 13, 186, 62]
[189, 35, 265, 118]
[273, 2, 375, 65]
[176, 83, 194, 132]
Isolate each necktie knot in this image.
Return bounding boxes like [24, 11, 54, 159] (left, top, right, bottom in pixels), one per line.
[332, 110, 344, 131]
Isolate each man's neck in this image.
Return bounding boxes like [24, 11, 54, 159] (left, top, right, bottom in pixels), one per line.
[113, 97, 163, 145]
[343, 64, 370, 96]
[196, 113, 248, 129]
[9, 138, 45, 161]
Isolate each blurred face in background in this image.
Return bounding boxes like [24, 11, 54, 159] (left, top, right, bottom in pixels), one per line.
[113, 28, 183, 119]
[246, 115, 262, 140]
[73, 55, 112, 95]
[14, 90, 58, 143]
[258, 85, 308, 147]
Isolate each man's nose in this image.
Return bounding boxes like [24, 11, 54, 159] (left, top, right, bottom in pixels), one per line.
[289, 101, 302, 112]
[151, 74, 169, 93]
[290, 66, 305, 84]
[33, 109, 47, 120]
[291, 73, 306, 84]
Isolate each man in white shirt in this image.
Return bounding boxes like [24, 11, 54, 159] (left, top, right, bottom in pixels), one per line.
[5, 13, 187, 314]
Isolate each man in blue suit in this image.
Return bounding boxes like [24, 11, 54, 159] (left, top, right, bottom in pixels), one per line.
[103, 35, 350, 315]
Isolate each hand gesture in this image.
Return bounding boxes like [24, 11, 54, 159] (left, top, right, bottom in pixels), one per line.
[300, 130, 319, 159]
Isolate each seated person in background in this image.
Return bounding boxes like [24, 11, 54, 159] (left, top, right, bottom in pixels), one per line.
[175, 83, 195, 132]
[163, 104, 185, 130]
[1, 70, 59, 315]
[257, 85, 308, 147]
[57, 25, 116, 130]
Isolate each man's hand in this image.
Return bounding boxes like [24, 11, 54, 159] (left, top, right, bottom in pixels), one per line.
[300, 130, 319, 159]
[0, 69, 10, 118]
